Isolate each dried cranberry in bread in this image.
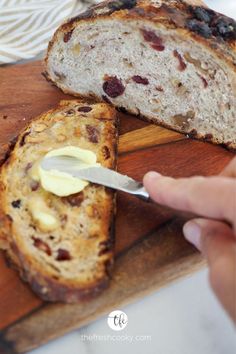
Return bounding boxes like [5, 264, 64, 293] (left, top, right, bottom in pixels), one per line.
[0, 100, 118, 303]
[45, 0, 236, 149]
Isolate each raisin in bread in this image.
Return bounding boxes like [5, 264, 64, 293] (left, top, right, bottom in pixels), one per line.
[45, 0, 236, 149]
[0, 100, 118, 303]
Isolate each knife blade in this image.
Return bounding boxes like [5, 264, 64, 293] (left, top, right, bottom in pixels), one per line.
[41, 156, 149, 201]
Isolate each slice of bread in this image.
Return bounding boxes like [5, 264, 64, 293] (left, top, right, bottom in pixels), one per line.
[0, 100, 118, 303]
[45, 0, 236, 149]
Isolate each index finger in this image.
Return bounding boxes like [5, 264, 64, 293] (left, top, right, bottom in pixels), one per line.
[143, 173, 236, 226]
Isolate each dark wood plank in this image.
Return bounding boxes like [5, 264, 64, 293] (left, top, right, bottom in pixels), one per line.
[0, 219, 204, 354]
[118, 139, 233, 180]
[0, 61, 150, 161]
[0, 254, 42, 330]
[0, 58, 233, 353]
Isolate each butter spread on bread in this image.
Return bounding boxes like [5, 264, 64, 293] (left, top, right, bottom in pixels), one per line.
[33, 146, 101, 197]
[0, 100, 118, 303]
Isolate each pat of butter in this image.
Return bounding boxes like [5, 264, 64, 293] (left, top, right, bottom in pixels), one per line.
[29, 160, 41, 182]
[28, 196, 59, 232]
[33, 146, 100, 197]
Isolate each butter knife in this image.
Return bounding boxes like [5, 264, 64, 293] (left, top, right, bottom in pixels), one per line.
[41, 156, 150, 201]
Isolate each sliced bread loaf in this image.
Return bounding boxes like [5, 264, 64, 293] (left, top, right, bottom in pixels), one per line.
[0, 100, 118, 302]
[45, 0, 236, 149]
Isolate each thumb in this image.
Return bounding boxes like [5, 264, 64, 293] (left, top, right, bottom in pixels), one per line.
[183, 218, 236, 323]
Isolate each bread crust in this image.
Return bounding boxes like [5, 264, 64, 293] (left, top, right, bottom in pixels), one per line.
[46, 0, 236, 70]
[0, 100, 119, 303]
[45, 0, 236, 149]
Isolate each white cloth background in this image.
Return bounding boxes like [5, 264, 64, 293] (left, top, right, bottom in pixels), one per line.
[0, 0, 100, 64]
[1, 0, 235, 65]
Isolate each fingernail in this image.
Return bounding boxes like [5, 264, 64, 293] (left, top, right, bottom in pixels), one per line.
[183, 221, 202, 251]
[145, 171, 162, 180]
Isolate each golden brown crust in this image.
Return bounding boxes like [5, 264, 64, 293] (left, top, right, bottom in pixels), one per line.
[8, 237, 113, 302]
[0, 100, 119, 303]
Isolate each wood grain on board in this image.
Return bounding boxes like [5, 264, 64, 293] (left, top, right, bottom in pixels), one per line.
[0, 60, 234, 354]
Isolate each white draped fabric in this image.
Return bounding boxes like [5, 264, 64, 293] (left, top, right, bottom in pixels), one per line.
[0, 0, 100, 64]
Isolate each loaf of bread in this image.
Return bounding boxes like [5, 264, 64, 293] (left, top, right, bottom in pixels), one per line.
[45, 0, 236, 149]
[0, 100, 118, 302]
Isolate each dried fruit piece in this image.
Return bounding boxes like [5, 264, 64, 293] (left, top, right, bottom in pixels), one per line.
[30, 181, 39, 191]
[11, 200, 21, 208]
[173, 111, 195, 127]
[191, 7, 213, 23]
[156, 86, 164, 92]
[108, 0, 137, 11]
[102, 145, 110, 160]
[103, 76, 125, 98]
[198, 74, 208, 88]
[132, 75, 149, 85]
[212, 16, 236, 40]
[141, 29, 165, 51]
[65, 109, 75, 116]
[184, 52, 209, 77]
[204, 133, 213, 141]
[151, 44, 165, 51]
[98, 239, 113, 256]
[86, 125, 100, 143]
[64, 192, 84, 207]
[72, 43, 80, 54]
[171, 80, 188, 95]
[188, 6, 236, 40]
[178, 85, 188, 96]
[63, 30, 73, 43]
[33, 237, 51, 256]
[141, 29, 161, 43]
[56, 248, 71, 261]
[173, 50, 187, 71]
[77, 106, 92, 112]
[186, 19, 212, 38]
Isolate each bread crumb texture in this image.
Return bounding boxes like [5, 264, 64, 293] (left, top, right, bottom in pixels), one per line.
[0, 100, 118, 302]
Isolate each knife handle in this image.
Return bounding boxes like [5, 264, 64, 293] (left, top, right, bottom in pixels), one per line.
[133, 185, 150, 202]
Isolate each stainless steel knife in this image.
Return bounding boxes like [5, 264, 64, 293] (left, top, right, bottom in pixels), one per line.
[41, 156, 150, 201]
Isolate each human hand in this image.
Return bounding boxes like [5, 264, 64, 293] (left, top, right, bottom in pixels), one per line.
[143, 157, 236, 323]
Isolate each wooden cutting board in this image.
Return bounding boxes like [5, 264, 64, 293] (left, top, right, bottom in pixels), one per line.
[0, 61, 234, 354]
